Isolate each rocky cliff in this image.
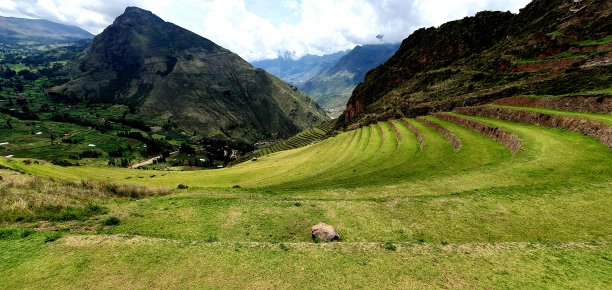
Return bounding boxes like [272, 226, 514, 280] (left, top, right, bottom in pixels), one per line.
[340, 0, 611, 128]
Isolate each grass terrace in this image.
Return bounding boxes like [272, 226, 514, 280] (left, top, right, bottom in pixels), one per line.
[0, 103, 610, 287]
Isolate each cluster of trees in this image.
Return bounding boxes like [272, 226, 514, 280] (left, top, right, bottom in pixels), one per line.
[199, 137, 253, 164]
[108, 157, 131, 167]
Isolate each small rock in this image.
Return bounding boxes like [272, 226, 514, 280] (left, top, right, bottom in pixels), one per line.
[311, 223, 340, 242]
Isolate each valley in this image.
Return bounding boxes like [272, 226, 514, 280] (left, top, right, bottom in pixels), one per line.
[0, 0, 610, 288]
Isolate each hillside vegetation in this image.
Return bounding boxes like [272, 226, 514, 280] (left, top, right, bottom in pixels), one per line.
[0, 0, 610, 288]
[1, 92, 610, 288]
[341, 0, 611, 128]
[51, 7, 328, 142]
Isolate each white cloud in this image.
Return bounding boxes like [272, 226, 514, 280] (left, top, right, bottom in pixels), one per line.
[0, 0, 140, 33]
[0, 0, 532, 61]
[3, 0, 18, 11]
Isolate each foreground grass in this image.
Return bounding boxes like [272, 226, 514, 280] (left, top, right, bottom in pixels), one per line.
[0, 114, 610, 288]
[0, 233, 610, 289]
[0, 170, 168, 222]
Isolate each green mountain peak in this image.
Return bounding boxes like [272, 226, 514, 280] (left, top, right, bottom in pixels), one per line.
[50, 7, 328, 142]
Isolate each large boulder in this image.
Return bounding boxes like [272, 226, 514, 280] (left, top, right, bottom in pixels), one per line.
[311, 223, 340, 242]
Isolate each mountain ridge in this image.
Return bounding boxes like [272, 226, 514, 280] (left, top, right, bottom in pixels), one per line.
[301, 43, 400, 114]
[340, 0, 611, 128]
[50, 7, 328, 142]
[252, 43, 399, 116]
[251, 51, 348, 86]
[0, 15, 93, 46]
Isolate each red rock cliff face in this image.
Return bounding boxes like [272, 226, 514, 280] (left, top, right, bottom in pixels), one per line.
[338, 10, 516, 124]
[336, 0, 612, 128]
[343, 98, 363, 122]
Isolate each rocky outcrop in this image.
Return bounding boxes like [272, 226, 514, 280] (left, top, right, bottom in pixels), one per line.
[341, 10, 515, 124]
[338, 0, 612, 129]
[434, 113, 523, 154]
[311, 223, 340, 242]
[454, 106, 612, 148]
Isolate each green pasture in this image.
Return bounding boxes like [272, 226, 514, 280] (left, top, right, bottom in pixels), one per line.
[0, 110, 610, 288]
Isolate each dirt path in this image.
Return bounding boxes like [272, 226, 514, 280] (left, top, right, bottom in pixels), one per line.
[130, 151, 179, 169]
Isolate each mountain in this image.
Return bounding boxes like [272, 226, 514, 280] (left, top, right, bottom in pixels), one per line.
[251, 51, 347, 85]
[252, 44, 400, 117]
[50, 7, 328, 142]
[340, 0, 611, 127]
[300, 43, 399, 115]
[0, 16, 93, 46]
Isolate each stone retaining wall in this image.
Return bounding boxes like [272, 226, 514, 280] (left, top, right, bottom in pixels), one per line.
[401, 119, 424, 151]
[493, 95, 612, 114]
[416, 117, 461, 151]
[454, 106, 612, 148]
[434, 113, 523, 154]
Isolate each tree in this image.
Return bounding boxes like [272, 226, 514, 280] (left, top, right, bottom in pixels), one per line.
[14, 80, 23, 93]
[3, 69, 16, 79]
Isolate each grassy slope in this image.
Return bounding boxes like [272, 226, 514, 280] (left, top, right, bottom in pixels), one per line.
[0, 112, 610, 288]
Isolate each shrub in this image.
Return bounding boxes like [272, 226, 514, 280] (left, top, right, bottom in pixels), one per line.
[50, 159, 79, 167]
[279, 243, 290, 251]
[103, 183, 168, 198]
[0, 228, 33, 240]
[102, 216, 120, 226]
[79, 149, 103, 158]
[384, 241, 397, 251]
[44, 232, 62, 243]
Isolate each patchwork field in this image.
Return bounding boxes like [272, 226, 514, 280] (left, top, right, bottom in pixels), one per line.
[1, 99, 611, 288]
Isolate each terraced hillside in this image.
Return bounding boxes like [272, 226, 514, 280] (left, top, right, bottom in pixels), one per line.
[0, 98, 610, 288]
[243, 120, 336, 161]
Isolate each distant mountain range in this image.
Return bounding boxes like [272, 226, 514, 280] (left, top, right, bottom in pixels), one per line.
[252, 43, 399, 116]
[251, 51, 348, 86]
[0, 16, 93, 46]
[50, 7, 328, 142]
[300, 43, 399, 113]
[340, 0, 612, 127]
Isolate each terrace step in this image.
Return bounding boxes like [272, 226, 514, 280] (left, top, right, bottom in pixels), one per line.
[416, 117, 461, 151]
[492, 95, 612, 114]
[232, 120, 338, 163]
[454, 106, 612, 148]
[434, 113, 523, 154]
[400, 118, 424, 151]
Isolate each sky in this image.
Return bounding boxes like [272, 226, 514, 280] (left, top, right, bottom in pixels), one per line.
[0, 0, 531, 61]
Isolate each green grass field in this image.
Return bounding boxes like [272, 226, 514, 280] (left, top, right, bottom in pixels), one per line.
[0, 108, 611, 288]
